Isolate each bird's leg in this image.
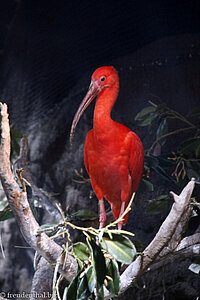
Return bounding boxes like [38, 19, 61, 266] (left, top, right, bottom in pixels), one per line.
[118, 202, 126, 230]
[99, 198, 106, 229]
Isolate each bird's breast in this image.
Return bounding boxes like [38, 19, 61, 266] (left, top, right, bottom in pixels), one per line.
[85, 128, 131, 204]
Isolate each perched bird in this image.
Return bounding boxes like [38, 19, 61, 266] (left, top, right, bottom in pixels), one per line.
[70, 66, 144, 229]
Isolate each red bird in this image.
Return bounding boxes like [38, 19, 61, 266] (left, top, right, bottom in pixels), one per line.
[70, 66, 144, 229]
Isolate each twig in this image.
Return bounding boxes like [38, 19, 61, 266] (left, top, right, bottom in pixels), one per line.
[16, 168, 27, 192]
[147, 101, 198, 154]
[72, 169, 91, 184]
[148, 101, 198, 129]
[38, 193, 136, 242]
[148, 126, 196, 153]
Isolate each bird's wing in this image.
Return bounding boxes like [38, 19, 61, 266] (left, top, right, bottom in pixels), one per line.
[111, 130, 144, 224]
[127, 131, 144, 192]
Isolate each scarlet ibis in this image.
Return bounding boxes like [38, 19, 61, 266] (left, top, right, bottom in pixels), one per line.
[70, 66, 144, 229]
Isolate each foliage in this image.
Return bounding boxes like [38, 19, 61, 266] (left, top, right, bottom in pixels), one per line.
[39, 196, 137, 300]
[189, 257, 200, 275]
[189, 263, 200, 275]
[0, 127, 23, 222]
[0, 196, 14, 221]
[10, 127, 23, 157]
[63, 233, 135, 299]
[71, 209, 98, 221]
[0, 127, 36, 222]
[135, 101, 200, 215]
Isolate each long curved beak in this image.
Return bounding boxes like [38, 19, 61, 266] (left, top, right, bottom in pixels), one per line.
[70, 81, 99, 146]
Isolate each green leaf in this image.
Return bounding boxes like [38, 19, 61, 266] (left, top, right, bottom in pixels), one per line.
[40, 223, 57, 229]
[195, 143, 200, 159]
[136, 178, 154, 196]
[146, 199, 169, 215]
[10, 127, 23, 156]
[185, 161, 200, 179]
[87, 237, 106, 286]
[77, 276, 90, 300]
[88, 293, 95, 300]
[156, 103, 168, 113]
[156, 194, 169, 200]
[135, 106, 156, 120]
[0, 196, 9, 211]
[148, 117, 157, 134]
[10, 127, 23, 140]
[62, 287, 68, 300]
[86, 266, 96, 293]
[186, 168, 200, 181]
[135, 106, 158, 127]
[178, 138, 200, 158]
[137, 114, 158, 127]
[105, 259, 120, 296]
[73, 242, 90, 262]
[141, 179, 154, 192]
[29, 202, 38, 221]
[188, 263, 200, 275]
[145, 155, 159, 169]
[145, 155, 173, 182]
[157, 155, 175, 168]
[72, 209, 98, 221]
[152, 166, 172, 182]
[63, 270, 80, 300]
[0, 205, 14, 221]
[100, 233, 136, 264]
[156, 118, 168, 146]
[96, 283, 104, 300]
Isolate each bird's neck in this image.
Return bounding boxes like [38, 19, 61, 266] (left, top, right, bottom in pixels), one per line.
[93, 83, 119, 137]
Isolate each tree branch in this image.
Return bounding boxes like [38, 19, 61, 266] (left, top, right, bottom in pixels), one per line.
[0, 103, 77, 282]
[104, 179, 196, 299]
[17, 135, 63, 222]
[0, 103, 198, 299]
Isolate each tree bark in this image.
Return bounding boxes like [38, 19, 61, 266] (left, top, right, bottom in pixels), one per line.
[0, 103, 77, 283]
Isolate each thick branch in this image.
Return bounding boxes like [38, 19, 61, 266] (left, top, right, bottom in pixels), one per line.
[104, 179, 196, 299]
[147, 243, 200, 273]
[18, 135, 63, 222]
[0, 103, 77, 282]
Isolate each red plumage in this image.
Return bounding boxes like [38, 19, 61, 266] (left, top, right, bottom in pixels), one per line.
[70, 66, 144, 229]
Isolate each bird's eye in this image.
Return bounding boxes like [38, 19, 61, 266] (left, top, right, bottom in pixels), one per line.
[100, 76, 106, 82]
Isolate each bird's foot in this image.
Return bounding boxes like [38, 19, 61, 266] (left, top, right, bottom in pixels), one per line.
[117, 221, 123, 230]
[99, 198, 106, 229]
[99, 214, 106, 229]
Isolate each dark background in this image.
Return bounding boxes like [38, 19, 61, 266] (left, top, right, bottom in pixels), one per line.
[0, 1, 200, 299]
[0, 0, 199, 125]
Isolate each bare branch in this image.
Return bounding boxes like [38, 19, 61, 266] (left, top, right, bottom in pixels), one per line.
[30, 257, 54, 300]
[0, 103, 77, 282]
[104, 180, 196, 299]
[18, 135, 62, 222]
[176, 233, 200, 251]
[142, 180, 194, 266]
[147, 243, 200, 273]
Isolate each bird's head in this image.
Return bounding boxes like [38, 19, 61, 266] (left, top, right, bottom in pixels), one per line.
[70, 66, 118, 145]
[91, 66, 118, 91]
